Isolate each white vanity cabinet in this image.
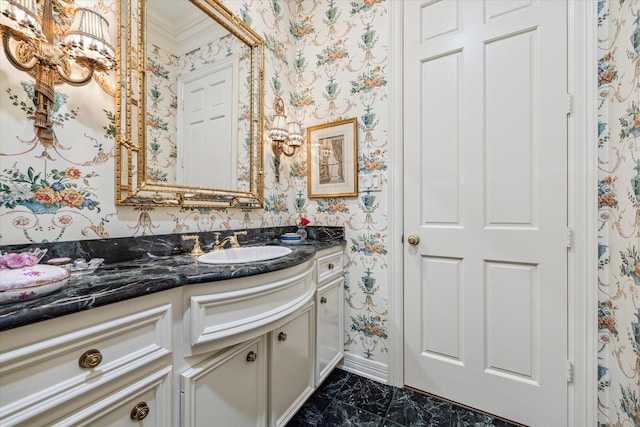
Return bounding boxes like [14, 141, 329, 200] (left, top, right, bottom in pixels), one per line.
[314, 247, 345, 386]
[0, 289, 177, 427]
[179, 260, 316, 427]
[0, 243, 346, 427]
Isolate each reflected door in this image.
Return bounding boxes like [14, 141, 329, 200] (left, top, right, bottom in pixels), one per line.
[403, 1, 568, 425]
[179, 60, 238, 188]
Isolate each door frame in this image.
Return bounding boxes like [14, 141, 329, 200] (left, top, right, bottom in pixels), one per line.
[387, 1, 598, 425]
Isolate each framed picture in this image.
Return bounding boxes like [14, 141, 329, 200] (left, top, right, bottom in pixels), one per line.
[306, 118, 358, 198]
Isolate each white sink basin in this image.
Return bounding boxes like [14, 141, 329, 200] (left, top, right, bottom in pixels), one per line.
[197, 246, 292, 264]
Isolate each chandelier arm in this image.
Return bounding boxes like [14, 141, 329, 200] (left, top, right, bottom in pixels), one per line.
[2, 31, 37, 72]
[56, 62, 96, 87]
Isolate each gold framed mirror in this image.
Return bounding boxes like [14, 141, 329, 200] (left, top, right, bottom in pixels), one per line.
[116, 0, 264, 208]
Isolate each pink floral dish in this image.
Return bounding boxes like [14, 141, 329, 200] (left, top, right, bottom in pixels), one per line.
[0, 248, 47, 269]
[0, 264, 70, 304]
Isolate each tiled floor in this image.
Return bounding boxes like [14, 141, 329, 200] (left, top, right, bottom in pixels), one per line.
[286, 369, 522, 427]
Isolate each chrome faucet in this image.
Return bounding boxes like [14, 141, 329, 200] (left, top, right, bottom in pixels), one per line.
[212, 230, 248, 251]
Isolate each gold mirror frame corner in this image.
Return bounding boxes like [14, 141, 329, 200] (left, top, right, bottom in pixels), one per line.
[115, 0, 265, 209]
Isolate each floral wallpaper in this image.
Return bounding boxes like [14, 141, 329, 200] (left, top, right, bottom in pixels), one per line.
[265, 0, 390, 362]
[2, 1, 633, 422]
[598, 0, 640, 425]
[0, 0, 391, 364]
[146, 43, 178, 183]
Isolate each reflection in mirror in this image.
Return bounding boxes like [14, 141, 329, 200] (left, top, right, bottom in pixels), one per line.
[116, 0, 264, 208]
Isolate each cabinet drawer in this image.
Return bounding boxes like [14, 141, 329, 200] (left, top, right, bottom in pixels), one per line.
[50, 365, 173, 427]
[316, 251, 344, 284]
[0, 303, 172, 426]
[187, 263, 314, 353]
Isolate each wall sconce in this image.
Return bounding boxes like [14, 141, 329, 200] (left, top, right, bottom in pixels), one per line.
[0, 0, 115, 145]
[269, 97, 303, 182]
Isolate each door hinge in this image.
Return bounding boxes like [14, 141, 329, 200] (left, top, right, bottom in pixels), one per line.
[566, 94, 573, 116]
[566, 227, 572, 249]
[566, 360, 574, 383]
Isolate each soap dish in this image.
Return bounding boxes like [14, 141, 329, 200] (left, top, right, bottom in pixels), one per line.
[280, 239, 303, 245]
[281, 233, 303, 244]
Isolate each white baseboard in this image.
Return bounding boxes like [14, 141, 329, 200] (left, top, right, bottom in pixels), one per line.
[339, 353, 389, 385]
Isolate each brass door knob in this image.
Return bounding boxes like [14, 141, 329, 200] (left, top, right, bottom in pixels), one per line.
[278, 332, 287, 342]
[320, 297, 327, 304]
[78, 349, 103, 369]
[407, 234, 420, 245]
[246, 351, 257, 362]
[130, 402, 149, 421]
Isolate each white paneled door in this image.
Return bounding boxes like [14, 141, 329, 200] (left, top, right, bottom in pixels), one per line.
[403, 1, 568, 425]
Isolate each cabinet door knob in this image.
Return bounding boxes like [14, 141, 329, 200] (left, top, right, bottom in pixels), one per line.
[320, 296, 327, 304]
[130, 402, 149, 421]
[246, 351, 257, 362]
[278, 332, 287, 342]
[328, 263, 334, 270]
[78, 349, 103, 369]
[407, 234, 420, 245]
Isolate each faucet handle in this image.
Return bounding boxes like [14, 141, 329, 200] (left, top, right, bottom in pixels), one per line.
[229, 230, 247, 248]
[182, 235, 204, 256]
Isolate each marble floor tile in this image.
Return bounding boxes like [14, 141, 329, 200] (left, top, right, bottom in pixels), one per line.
[385, 388, 452, 426]
[319, 399, 386, 426]
[334, 374, 395, 418]
[316, 368, 352, 397]
[287, 393, 334, 426]
[287, 368, 521, 427]
[450, 405, 514, 427]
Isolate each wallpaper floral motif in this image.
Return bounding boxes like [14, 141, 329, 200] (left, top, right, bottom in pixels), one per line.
[598, 1, 640, 425]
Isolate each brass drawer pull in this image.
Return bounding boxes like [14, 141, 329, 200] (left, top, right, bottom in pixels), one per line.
[78, 349, 103, 369]
[328, 263, 334, 270]
[278, 332, 287, 342]
[246, 351, 257, 362]
[130, 401, 149, 421]
[320, 297, 327, 304]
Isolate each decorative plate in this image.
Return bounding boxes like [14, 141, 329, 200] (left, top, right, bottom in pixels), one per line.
[0, 265, 71, 304]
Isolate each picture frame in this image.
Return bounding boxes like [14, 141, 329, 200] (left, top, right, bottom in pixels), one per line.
[306, 118, 358, 198]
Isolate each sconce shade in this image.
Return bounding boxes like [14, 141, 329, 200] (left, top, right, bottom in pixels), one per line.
[269, 97, 303, 182]
[287, 121, 304, 147]
[269, 113, 289, 142]
[62, 7, 115, 66]
[0, 0, 44, 40]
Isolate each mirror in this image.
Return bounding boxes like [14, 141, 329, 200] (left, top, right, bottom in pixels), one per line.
[116, 0, 264, 208]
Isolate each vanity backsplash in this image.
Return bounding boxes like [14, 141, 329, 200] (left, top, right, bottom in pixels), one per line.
[0, 226, 344, 265]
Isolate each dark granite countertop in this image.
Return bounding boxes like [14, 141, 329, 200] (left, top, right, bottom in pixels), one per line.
[0, 227, 345, 332]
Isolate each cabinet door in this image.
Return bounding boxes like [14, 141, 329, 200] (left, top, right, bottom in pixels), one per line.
[181, 337, 267, 427]
[316, 276, 344, 385]
[270, 305, 315, 427]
